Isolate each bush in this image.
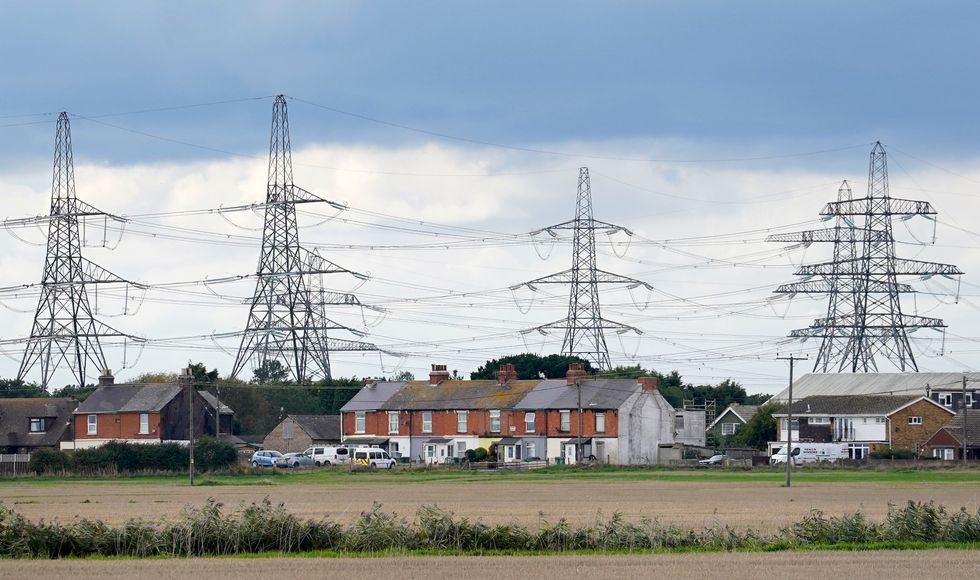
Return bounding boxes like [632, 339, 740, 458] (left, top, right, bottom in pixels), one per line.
[869, 448, 917, 460]
[29, 440, 237, 476]
[194, 438, 238, 471]
[472, 447, 488, 462]
[29, 448, 70, 475]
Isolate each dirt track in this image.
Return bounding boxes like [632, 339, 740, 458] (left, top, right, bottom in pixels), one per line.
[2, 551, 979, 580]
[2, 478, 979, 529]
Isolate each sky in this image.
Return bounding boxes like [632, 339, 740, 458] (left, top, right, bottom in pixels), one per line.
[1, 2, 980, 393]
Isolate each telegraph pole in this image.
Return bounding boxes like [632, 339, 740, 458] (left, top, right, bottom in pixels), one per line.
[182, 368, 195, 486]
[576, 378, 583, 465]
[963, 375, 969, 465]
[777, 354, 807, 487]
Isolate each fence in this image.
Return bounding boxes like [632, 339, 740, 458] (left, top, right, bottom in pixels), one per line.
[0, 454, 31, 477]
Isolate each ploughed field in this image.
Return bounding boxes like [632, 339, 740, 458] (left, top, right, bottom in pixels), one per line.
[2, 551, 980, 580]
[2, 469, 979, 529]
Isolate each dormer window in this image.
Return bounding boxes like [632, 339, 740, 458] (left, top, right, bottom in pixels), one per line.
[29, 418, 45, 433]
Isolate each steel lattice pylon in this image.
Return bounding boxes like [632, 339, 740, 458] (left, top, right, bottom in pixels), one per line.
[17, 113, 139, 388]
[231, 96, 379, 382]
[771, 142, 963, 372]
[514, 167, 651, 370]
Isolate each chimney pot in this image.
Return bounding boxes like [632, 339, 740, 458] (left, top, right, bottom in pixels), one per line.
[496, 363, 518, 384]
[566, 362, 588, 385]
[429, 363, 450, 386]
[638, 376, 658, 391]
[98, 369, 115, 387]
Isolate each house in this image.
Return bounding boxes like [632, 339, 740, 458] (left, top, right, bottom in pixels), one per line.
[924, 411, 980, 461]
[773, 395, 955, 459]
[770, 372, 980, 413]
[706, 403, 760, 441]
[65, 368, 210, 449]
[0, 398, 77, 453]
[199, 391, 236, 436]
[340, 363, 703, 465]
[263, 415, 342, 453]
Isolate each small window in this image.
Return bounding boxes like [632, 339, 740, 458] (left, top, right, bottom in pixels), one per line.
[524, 412, 535, 433]
[875, 417, 887, 424]
[388, 411, 399, 434]
[489, 410, 501, 433]
[87, 414, 97, 435]
[526, 441, 536, 459]
[674, 414, 685, 429]
[422, 411, 433, 433]
[908, 416, 923, 425]
[966, 394, 974, 407]
[810, 417, 830, 425]
[939, 393, 953, 407]
[559, 410, 571, 432]
[457, 410, 467, 433]
[139, 413, 149, 434]
[29, 418, 45, 433]
[355, 411, 366, 434]
[721, 423, 737, 436]
[596, 412, 606, 433]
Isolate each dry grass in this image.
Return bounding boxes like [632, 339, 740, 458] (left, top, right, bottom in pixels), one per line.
[2, 478, 979, 530]
[2, 551, 979, 580]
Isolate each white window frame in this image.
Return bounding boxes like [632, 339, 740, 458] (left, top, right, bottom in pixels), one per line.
[456, 410, 467, 433]
[595, 412, 606, 433]
[87, 414, 97, 435]
[422, 411, 433, 433]
[526, 441, 536, 459]
[810, 417, 831, 425]
[559, 410, 571, 432]
[354, 411, 366, 434]
[138, 413, 149, 435]
[908, 416, 923, 425]
[721, 422, 737, 436]
[524, 412, 535, 433]
[967, 393, 974, 407]
[29, 418, 45, 433]
[489, 410, 501, 433]
[388, 411, 399, 434]
[939, 393, 953, 407]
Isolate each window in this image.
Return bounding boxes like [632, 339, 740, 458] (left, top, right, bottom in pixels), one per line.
[875, 417, 887, 423]
[388, 411, 399, 434]
[908, 416, 923, 425]
[29, 418, 45, 433]
[939, 393, 953, 407]
[674, 414, 685, 430]
[848, 444, 869, 460]
[967, 393, 974, 407]
[559, 410, 571, 432]
[422, 411, 432, 433]
[354, 411, 365, 434]
[87, 414, 97, 435]
[526, 441, 536, 459]
[524, 412, 535, 433]
[457, 410, 467, 433]
[781, 418, 799, 431]
[138, 413, 149, 435]
[596, 412, 606, 433]
[456, 441, 466, 457]
[489, 410, 501, 433]
[721, 423, 737, 436]
[809, 417, 830, 425]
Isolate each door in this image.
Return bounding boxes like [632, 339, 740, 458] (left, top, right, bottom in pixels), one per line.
[595, 441, 605, 463]
[425, 444, 436, 464]
[564, 444, 576, 465]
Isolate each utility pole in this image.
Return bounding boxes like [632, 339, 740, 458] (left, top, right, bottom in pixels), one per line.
[777, 354, 807, 487]
[576, 378, 583, 465]
[963, 375, 969, 465]
[214, 382, 221, 441]
[181, 368, 195, 486]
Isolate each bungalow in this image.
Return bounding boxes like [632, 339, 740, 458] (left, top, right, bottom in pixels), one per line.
[773, 395, 955, 459]
[0, 398, 77, 453]
[924, 411, 980, 461]
[706, 403, 760, 441]
[263, 415, 342, 453]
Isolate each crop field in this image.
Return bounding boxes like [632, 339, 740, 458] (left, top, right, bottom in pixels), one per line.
[2, 468, 979, 530]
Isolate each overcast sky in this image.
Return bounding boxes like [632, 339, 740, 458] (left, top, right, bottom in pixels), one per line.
[2, 2, 979, 393]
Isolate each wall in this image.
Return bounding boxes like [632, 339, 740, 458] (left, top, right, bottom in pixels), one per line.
[75, 412, 161, 441]
[263, 418, 315, 453]
[618, 389, 675, 465]
[674, 410, 705, 446]
[890, 400, 955, 452]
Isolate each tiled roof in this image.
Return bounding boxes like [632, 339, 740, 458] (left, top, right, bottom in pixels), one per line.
[708, 403, 761, 429]
[514, 379, 641, 410]
[381, 379, 542, 411]
[289, 415, 341, 441]
[75, 384, 182, 414]
[199, 391, 235, 415]
[940, 411, 980, 446]
[775, 395, 936, 416]
[0, 398, 77, 448]
[341, 381, 408, 411]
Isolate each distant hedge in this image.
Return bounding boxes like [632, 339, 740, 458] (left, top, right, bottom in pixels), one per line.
[29, 439, 238, 475]
[869, 448, 918, 460]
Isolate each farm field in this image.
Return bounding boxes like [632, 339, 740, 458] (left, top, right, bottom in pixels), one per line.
[2, 550, 980, 580]
[2, 468, 979, 529]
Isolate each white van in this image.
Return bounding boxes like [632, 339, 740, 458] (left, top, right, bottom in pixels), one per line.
[352, 447, 396, 469]
[303, 446, 350, 466]
[770, 443, 848, 465]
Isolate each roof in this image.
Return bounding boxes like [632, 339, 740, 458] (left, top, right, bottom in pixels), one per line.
[289, 415, 341, 441]
[771, 373, 980, 402]
[497, 436, 523, 445]
[707, 403, 761, 430]
[344, 436, 389, 446]
[75, 384, 182, 414]
[341, 381, 408, 411]
[0, 398, 77, 448]
[773, 395, 949, 417]
[381, 379, 542, 411]
[514, 379, 641, 410]
[199, 391, 234, 415]
[935, 411, 980, 446]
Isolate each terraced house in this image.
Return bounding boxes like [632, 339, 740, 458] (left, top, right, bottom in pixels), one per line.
[341, 363, 704, 464]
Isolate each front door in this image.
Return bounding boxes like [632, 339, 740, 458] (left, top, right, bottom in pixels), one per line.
[564, 443, 577, 465]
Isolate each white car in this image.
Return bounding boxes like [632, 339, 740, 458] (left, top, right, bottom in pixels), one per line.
[304, 446, 351, 466]
[352, 447, 396, 469]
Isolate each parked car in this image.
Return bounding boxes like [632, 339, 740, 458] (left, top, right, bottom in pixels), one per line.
[250, 450, 283, 467]
[352, 447, 396, 469]
[699, 454, 734, 466]
[276, 452, 315, 468]
[303, 446, 351, 466]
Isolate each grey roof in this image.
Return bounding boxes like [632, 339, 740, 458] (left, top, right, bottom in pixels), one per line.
[771, 373, 980, 402]
[515, 379, 640, 410]
[340, 381, 407, 411]
[938, 411, 980, 446]
[382, 379, 541, 410]
[199, 391, 234, 415]
[0, 398, 77, 448]
[773, 395, 945, 417]
[708, 404, 761, 429]
[289, 415, 341, 441]
[497, 436, 523, 445]
[75, 384, 182, 414]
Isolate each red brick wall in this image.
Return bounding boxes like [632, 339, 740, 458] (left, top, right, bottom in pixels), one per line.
[74, 412, 161, 440]
[543, 409, 618, 437]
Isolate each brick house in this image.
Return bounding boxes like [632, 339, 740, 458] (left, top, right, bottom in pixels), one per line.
[263, 415, 342, 453]
[924, 411, 980, 461]
[340, 363, 701, 465]
[65, 369, 210, 449]
[0, 398, 77, 453]
[773, 395, 955, 459]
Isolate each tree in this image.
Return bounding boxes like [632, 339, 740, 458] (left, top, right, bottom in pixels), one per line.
[393, 370, 415, 381]
[734, 403, 784, 450]
[0, 378, 47, 398]
[188, 361, 219, 385]
[128, 371, 178, 383]
[251, 360, 290, 384]
[50, 383, 98, 401]
[470, 354, 592, 380]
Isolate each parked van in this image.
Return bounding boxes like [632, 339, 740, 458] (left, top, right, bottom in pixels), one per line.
[303, 446, 350, 466]
[770, 443, 848, 465]
[352, 447, 396, 469]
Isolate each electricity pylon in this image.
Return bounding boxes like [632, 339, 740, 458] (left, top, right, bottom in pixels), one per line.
[231, 95, 379, 382]
[771, 142, 962, 372]
[513, 167, 651, 370]
[17, 113, 142, 388]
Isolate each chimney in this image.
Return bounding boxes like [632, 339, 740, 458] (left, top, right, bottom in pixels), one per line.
[566, 362, 588, 385]
[429, 364, 450, 386]
[638, 376, 658, 391]
[496, 363, 518, 384]
[98, 368, 115, 387]
[178, 367, 193, 388]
